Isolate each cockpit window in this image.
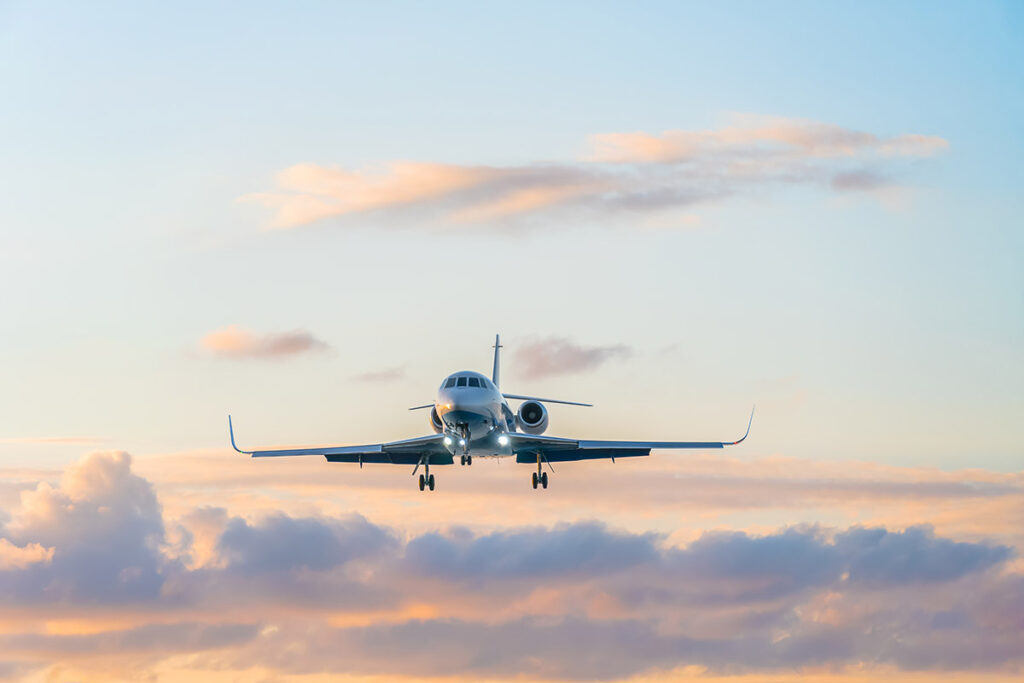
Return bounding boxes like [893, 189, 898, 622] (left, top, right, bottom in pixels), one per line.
[456, 377, 467, 387]
[444, 377, 457, 388]
[468, 377, 480, 387]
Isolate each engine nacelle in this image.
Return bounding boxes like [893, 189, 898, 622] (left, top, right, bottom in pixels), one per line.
[429, 406, 444, 434]
[516, 400, 549, 434]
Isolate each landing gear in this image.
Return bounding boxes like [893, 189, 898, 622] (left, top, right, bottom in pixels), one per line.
[460, 454, 473, 466]
[531, 453, 550, 490]
[416, 459, 437, 492]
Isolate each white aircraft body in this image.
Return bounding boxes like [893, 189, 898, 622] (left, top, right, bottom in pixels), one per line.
[229, 335, 753, 491]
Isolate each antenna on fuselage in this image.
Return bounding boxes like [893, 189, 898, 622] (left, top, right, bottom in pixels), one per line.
[492, 334, 502, 388]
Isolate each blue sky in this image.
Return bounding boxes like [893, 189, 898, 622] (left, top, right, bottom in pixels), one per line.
[0, 0, 1021, 471]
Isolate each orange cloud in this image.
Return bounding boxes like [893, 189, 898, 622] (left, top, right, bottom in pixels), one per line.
[200, 325, 330, 359]
[0, 538, 52, 570]
[589, 115, 949, 162]
[241, 116, 947, 230]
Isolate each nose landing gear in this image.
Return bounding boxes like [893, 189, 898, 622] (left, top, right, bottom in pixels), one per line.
[460, 454, 473, 466]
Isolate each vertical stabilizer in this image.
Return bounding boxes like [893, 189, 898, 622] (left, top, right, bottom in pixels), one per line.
[492, 334, 502, 387]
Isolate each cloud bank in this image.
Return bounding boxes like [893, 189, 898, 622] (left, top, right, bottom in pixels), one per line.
[0, 452, 1020, 682]
[200, 325, 330, 359]
[242, 115, 948, 230]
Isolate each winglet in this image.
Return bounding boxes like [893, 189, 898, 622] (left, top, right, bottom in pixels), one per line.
[228, 415, 252, 455]
[727, 405, 755, 445]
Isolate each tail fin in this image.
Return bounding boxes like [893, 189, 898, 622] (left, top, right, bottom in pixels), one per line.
[492, 334, 502, 387]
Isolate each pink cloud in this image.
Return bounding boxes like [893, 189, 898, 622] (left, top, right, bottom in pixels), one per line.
[242, 116, 948, 230]
[515, 338, 631, 379]
[200, 325, 330, 359]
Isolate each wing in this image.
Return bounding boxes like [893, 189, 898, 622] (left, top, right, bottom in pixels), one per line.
[228, 416, 453, 465]
[502, 393, 592, 407]
[509, 407, 754, 463]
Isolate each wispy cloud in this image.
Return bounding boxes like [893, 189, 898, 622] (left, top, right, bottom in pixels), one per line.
[0, 436, 102, 445]
[200, 325, 330, 359]
[515, 338, 631, 378]
[241, 115, 948, 230]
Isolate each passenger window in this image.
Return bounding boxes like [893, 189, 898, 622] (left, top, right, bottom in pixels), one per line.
[468, 377, 480, 387]
[456, 377, 467, 387]
[444, 377, 457, 388]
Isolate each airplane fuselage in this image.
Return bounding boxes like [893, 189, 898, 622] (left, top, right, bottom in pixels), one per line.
[435, 371, 514, 457]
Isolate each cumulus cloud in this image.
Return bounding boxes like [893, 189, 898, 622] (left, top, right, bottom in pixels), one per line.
[0, 538, 52, 570]
[0, 452, 1020, 681]
[241, 115, 948, 230]
[200, 325, 330, 359]
[514, 338, 631, 378]
[1, 451, 167, 604]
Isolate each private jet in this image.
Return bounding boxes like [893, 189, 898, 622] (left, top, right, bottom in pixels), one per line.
[229, 335, 753, 491]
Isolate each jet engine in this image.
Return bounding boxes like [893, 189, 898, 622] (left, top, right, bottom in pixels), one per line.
[429, 406, 444, 434]
[516, 400, 549, 434]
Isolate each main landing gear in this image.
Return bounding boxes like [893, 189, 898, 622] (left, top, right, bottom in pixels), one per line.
[415, 457, 436, 492]
[531, 453, 549, 490]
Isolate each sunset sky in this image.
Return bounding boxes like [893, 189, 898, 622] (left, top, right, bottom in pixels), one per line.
[1, 1, 1022, 681]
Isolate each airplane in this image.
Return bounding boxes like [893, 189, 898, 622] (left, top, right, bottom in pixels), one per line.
[229, 335, 753, 491]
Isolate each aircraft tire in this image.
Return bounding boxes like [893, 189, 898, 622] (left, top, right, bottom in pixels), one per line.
[532, 472, 538, 489]
[467, 455, 472, 465]
[541, 472, 548, 489]
[419, 474, 425, 491]
[428, 474, 435, 491]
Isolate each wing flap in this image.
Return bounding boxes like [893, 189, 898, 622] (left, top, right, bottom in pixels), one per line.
[515, 448, 649, 463]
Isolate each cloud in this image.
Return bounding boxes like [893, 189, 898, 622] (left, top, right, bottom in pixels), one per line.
[200, 325, 330, 359]
[1, 452, 1020, 681]
[831, 170, 892, 191]
[514, 338, 631, 378]
[0, 538, 52, 570]
[405, 521, 660, 581]
[588, 116, 948, 163]
[0, 436, 103, 445]
[836, 525, 1014, 586]
[1, 451, 167, 604]
[218, 513, 396, 575]
[242, 115, 948, 230]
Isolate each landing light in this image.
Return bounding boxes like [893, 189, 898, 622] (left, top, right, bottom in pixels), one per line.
[497, 434, 510, 446]
[443, 436, 453, 446]
[459, 438, 466, 447]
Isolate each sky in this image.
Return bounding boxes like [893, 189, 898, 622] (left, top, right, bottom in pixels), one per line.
[0, 1, 1022, 680]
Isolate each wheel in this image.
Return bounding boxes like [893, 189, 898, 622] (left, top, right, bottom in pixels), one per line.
[460, 455, 466, 466]
[532, 472, 538, 489]
[466, 455, 472, 465]
[541, 471, 548, 489]
[428, 474, 435, 491]
[418, 474, 425, 491]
